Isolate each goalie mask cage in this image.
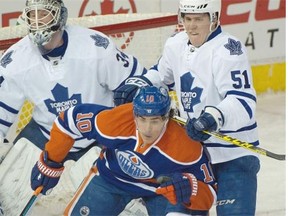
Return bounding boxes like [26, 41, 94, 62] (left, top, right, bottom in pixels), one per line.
[0, 13, 182, 140]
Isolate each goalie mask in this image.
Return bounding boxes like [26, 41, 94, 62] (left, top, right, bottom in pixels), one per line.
[178, 0, 221, 27]
[133, 86, 171, 117]
[23, 0, 68, 47]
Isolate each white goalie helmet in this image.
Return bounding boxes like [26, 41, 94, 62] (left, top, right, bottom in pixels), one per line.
[23, 0, 68, 46]
[178, 0, 221, 24]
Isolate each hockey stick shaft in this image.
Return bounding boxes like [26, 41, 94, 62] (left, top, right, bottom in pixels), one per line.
[19, 186, 43, 216]
[172, 116, 285, 161]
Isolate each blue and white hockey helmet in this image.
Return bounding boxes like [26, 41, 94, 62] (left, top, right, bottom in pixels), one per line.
[23, 0, 68, 46]
[133, 86, 171, 117]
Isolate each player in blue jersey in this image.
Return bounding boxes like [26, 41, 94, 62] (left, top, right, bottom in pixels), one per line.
[113, 0, 261, 215]
[30, 86, 217, 215]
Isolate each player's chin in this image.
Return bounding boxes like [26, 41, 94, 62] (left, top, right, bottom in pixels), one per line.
[188, 35, 204, 47]
[142, 136, 156, 144]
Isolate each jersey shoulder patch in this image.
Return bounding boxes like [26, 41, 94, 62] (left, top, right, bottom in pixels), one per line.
[0, 50, 14, 68]
[224, 38, 243, 56]
[90, 33, 110, 49]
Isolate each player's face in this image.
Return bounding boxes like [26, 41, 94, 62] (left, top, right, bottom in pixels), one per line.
[28, 9, 54, 29]
[135, 116, 167, 145]
[183, 13, 212, 47]
[28, 9, 63, 50]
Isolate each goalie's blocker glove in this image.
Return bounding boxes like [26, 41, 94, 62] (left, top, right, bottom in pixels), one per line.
[113, 76, 152, 106]
[31, 151, 64, 195]
[186, 106, 224, 141]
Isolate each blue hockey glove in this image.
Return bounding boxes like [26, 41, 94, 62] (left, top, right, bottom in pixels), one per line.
[156, 173, 198, 205]
[113, 76, 152, 106]
[31, 151, 64, 195]
[186, 106, 224, 141]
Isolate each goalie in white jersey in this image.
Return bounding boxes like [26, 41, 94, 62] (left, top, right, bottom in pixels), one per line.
[0, 0, 148, 161]
[114, 0, 261, 215]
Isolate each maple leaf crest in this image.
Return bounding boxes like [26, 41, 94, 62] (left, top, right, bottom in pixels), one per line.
[85, 0, 130, 16]
[90, 34, 110, 49]
[180, 72, 203, 112]
[0, 50, 13, 68]
[44, 83, 82, 116]
[224, 38, 243, 56]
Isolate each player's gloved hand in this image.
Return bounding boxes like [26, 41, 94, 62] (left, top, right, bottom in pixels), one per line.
[31, 151, 64, 195]
[113, 76, 152, 106]
[186, 106, 224, 141]
[156, 173, 197, 205]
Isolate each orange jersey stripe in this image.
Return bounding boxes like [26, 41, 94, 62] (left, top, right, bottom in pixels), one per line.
[45, 121, 75, 162]
[64, 166, 98, 216]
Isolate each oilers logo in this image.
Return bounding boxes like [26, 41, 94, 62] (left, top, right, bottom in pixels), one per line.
[116, 150, 154, 179]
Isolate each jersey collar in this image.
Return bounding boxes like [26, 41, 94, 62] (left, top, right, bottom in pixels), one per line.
[42, 30, 68, 61]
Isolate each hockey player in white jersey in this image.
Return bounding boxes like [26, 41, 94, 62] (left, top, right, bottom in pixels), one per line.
[114, 0, 261, 215]
[0, 0, 149, 161]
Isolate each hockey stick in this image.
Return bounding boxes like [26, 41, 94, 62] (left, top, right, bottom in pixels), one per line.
[19, 186, 43, 216]
[171, 116, 286, 161]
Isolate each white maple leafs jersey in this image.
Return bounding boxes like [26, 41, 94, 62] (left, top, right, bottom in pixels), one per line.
[0, 25, 146, 150]
[145, 28, 259, 163]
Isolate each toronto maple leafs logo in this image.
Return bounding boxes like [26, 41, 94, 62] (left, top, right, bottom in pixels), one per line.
[0, 50, 13, 68]
[224, 38, 243, 56]
[44, 83, 82, 116]
[180, 72, 203, 112]
[90, 34, 109, 49]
